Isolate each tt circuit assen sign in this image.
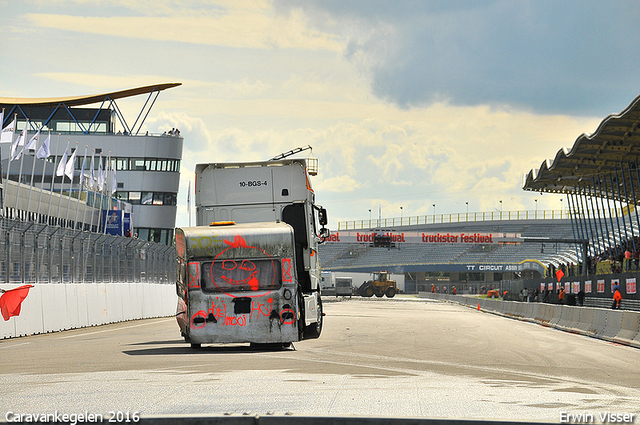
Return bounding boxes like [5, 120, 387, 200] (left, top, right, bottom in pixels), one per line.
[323, 230, 521, 245]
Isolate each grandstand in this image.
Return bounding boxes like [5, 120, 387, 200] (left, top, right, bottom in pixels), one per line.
[319, 216, 578, 276]
[321, 93, 640, 304]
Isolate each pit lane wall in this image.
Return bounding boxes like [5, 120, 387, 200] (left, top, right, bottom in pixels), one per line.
[0, 283, 177, 339]
[418, 292, 640, 349]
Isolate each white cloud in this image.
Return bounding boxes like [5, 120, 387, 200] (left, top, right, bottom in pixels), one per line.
[26, 7, 344, 51]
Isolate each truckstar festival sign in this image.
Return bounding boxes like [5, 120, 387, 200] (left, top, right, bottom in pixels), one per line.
[323, 231, 520, 245]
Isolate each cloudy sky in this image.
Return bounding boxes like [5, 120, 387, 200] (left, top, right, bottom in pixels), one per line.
[2, 0, 640, 229]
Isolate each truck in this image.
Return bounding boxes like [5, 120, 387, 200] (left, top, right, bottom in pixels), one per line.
[356, 271, 398, 298]
[176, 159, 329, 347]
[335, 276, 353, 297]
[320, 271, 336, 296]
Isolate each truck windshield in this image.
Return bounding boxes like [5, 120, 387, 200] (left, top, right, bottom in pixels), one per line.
[201, 258, 281, 293]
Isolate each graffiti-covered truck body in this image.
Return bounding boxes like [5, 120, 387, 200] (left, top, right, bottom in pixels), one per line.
[175, 159, 328, 347]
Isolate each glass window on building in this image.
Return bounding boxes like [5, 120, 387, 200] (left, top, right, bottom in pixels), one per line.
[137, 228, 149, 241]
[164, 193, 177, 206]
[132, 159, 146, 171]
[129, 191, 141, 204]
[153, 193, 163, 205]
[161, 229, 174, 245]
[115, 191, 128, 201]
[116, 158, 128, 171]
[141, 192, 153, 205]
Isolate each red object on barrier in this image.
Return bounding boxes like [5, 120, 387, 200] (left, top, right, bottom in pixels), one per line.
[477, 303, 480, 311]
[0, 285, 34, 321]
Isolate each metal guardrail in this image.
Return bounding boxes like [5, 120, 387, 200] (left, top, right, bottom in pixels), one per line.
[339, 209, 570, 230]
[0, 216, 176, 284]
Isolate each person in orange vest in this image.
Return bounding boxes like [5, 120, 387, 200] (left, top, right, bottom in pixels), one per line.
[558, 286, 565, 304]
[431, 284, 435, 293]
[612, 284, 622, 309]
[452, 286, 457, 295]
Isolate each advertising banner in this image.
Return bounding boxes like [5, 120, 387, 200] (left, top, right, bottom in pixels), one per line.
[103, 210, 122, 236]
[627, 277, 637, 295]
[324, 230, 521, 244]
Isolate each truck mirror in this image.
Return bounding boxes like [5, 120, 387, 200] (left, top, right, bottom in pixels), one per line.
[319, 228, 330, 239]
[318, 208, 328, 226]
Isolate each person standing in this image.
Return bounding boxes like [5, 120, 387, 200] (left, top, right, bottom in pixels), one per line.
[612, 284, 622, 309]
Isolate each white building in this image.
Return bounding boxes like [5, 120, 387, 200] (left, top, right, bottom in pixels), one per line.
[0, 83, 183, 244]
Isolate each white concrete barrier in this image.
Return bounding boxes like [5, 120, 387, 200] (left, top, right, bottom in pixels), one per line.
[416, 294, 640, 349]
[522, 303, 537, 322]
[534, 304, 554, 326]
[0, 283, 176, 339]
[600, 310, 624, 342]
[573, 307, 596, 336]
[589, 309, 609, 336]
[565, 306, 582, 332]
[614, 311, 640, 347]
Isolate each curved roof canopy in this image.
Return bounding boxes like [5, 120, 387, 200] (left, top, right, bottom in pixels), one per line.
[0, 82, 181, 107]
[523, 93, 640, 201]
[0, 83, 182, 136]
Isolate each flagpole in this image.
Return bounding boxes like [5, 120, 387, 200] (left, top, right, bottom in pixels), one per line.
[14, 120, 29, 216]
[25, 126, 41, 218]
[88, 149, 96, 232]
[96, 153, 104, 233]
[2, 114, 16, 213]
[75, 145, 88, 230]
[46, 134, 62, 224]
[187, 180, 191, 227]
[55, 138, 70, 227]
[64, 141, 78, 226]
[36, 131, 52, 224]
[103, 152, 112, 234]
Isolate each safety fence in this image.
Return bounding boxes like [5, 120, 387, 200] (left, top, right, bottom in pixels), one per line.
[419, 292, 640, 349]
[0, 216, 176, 284]
[338, 209, 569, 230]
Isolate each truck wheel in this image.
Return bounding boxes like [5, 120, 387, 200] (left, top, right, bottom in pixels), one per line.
[375, 292, 384, 298]
[363, 287, 374, 297]
[303, 298, 323, 339]
[386, 287, 396, 298]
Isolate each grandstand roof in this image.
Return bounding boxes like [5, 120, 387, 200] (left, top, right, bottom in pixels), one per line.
[522, 93, 640, 200]
[0, 83, 181, 107]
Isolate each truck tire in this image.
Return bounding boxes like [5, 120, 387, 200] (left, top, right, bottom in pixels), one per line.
[386, 287, 396, 298]
[375, 292, 384, 298]
[303, 297, 323, 339]
[363, 286, 374, 297]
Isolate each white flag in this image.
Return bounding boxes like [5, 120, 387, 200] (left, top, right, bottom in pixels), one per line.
[97, 155, 104, 191]
[89, 152, 95, 189]
[36, 134, 51, 159]
[56, 142, 69, 177]
[25, 129, 40, 151]
[79, 147, 87, 188]
[10, 122, 28, 160]
[64, 148, 77, 180]
[111, 160, 117, 194]
[0, 117, 15, 144]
